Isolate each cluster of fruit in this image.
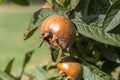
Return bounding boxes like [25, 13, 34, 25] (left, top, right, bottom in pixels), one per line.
[22, 3, 83, 80]
[40, 15, 83, 80]
[38, 3, 83, 80]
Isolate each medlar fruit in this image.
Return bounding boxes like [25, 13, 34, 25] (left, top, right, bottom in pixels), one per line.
[56, 56, 82, 80]
[40, 15, 76, 49]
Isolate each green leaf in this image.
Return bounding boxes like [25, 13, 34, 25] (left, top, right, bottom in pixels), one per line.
[35, 67, 48, 80]
[24, 9, 42, 40]
[56, 0, 80, 10]
[83, 62, 115, 80]
[0, 71, 15, 80]
[24, 8, 59, 40]
[103, 0, 120, 32]
[4, 58, 15, 75]
[50, 47, 59, 62]
[88, 0, 110, 14]
[81, 15, 105, 26]
[37, 8, 59, 22]
[10, 0, 29, 6]
[96, 44, 120, 63]
[22, 50, 34, 70]
[19, 50, 34, 79]
[47, 0, 53, 4]
[111, 0, 118, 3]
[35, 66, 58, 80]
[42, 61, 56, 71]
[72, 20, 120, 47]
[80, 0, 90, 16]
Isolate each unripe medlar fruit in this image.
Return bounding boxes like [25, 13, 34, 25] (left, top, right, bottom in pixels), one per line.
[40, 15, 76, 49]
[56, 56, 82, 80]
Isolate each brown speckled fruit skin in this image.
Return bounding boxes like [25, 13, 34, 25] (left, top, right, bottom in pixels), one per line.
[56, 56, 82, 80]
[40, 15, 76, 49]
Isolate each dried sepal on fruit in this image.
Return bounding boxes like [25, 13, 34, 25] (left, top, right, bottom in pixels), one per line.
[40, 15, 76, 49]
[56, 56, 82, 80]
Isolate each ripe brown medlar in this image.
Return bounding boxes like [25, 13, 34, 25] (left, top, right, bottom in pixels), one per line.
[56, 56, 82, 80]
[39, 15, 76, 49]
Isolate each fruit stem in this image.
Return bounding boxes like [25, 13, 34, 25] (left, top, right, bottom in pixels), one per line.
[65, 76, 71, 80]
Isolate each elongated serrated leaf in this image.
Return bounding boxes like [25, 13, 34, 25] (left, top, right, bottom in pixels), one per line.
[72, 20, 120, 47]
[4, 58, 15, 74]
[83, 62, 115, 80]
[10, 0, 29, 6]
[24, 8, 59, 40]
[96, 44, 120, 63]
[81, 15, 105, 26]
[0, 71, 15, 80]
[56, 0, 80, 10]
[103, 0, 120, 32]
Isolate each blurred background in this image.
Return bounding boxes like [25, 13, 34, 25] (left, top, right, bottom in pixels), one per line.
[0, 0, 51, 76]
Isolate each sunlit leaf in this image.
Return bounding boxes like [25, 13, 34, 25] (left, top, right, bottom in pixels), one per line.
[103, 0, 120, 32]
[35, 67, 48, 80]
[0, 71, 15, 80]
[72, 20, 120, 47]
[47, 0, 53, 4]
[83, 62, 115, 80]
[56, 0, 80, 10]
